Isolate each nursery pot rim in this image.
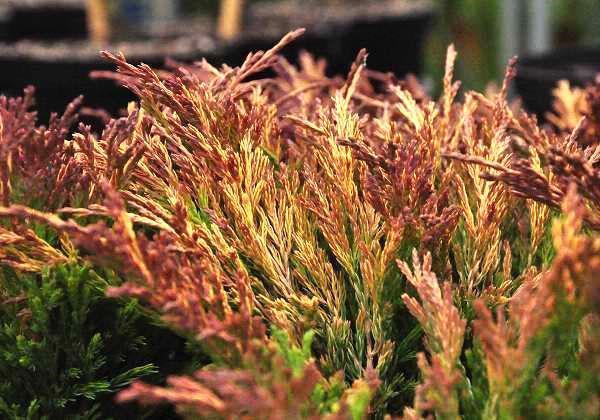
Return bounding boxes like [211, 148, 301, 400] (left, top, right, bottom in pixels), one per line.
[517, 44, 600, 84]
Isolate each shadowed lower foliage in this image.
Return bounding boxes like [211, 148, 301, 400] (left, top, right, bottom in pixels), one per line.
[0, 30, 599, 419]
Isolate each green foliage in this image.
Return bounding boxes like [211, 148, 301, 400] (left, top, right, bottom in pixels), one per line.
[273, 328, 315, 376]
[272, 328, 377, 419]
[273, 328, 343, 415]
[0, 264, 160, 419]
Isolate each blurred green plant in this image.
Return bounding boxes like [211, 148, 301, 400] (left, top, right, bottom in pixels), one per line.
[425, 0, 500, 92]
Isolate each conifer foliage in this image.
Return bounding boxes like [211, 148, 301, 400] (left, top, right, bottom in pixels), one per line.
[0, 30, 598, 418]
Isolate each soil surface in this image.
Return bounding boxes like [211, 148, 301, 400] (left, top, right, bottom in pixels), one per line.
[248, 0, 433, 35]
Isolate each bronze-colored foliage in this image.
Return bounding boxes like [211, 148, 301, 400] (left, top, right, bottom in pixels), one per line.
[0, 31, 598, 419]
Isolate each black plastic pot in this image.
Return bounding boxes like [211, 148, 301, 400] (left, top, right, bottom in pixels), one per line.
[227, 0, 434, 78]
[0, 36, 218, 121]
[515, 46, 600, 117]
[0, 2, 219, 121]
[0, 0, 434, 122]
[5, 2, 87, 41]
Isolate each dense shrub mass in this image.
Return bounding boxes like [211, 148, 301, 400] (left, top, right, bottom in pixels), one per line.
[0, 30, 599, 419]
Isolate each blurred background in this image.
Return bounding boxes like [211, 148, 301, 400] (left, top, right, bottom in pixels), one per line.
[0, 0, 599, 120]
[427, 0, 600, 89]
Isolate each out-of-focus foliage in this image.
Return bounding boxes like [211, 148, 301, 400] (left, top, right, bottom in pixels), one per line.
[0, 29, 599, 418]
[553, 0, 600, 46]
[425, 0, 500, 92]
[427, 0, 600, 92]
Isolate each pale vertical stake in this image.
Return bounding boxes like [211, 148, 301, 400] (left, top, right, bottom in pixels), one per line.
[500, 0, 520, 72]
[528, 0, 551, 54]
[87, 0, 110, 45]
[217, 0, 245, 41]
